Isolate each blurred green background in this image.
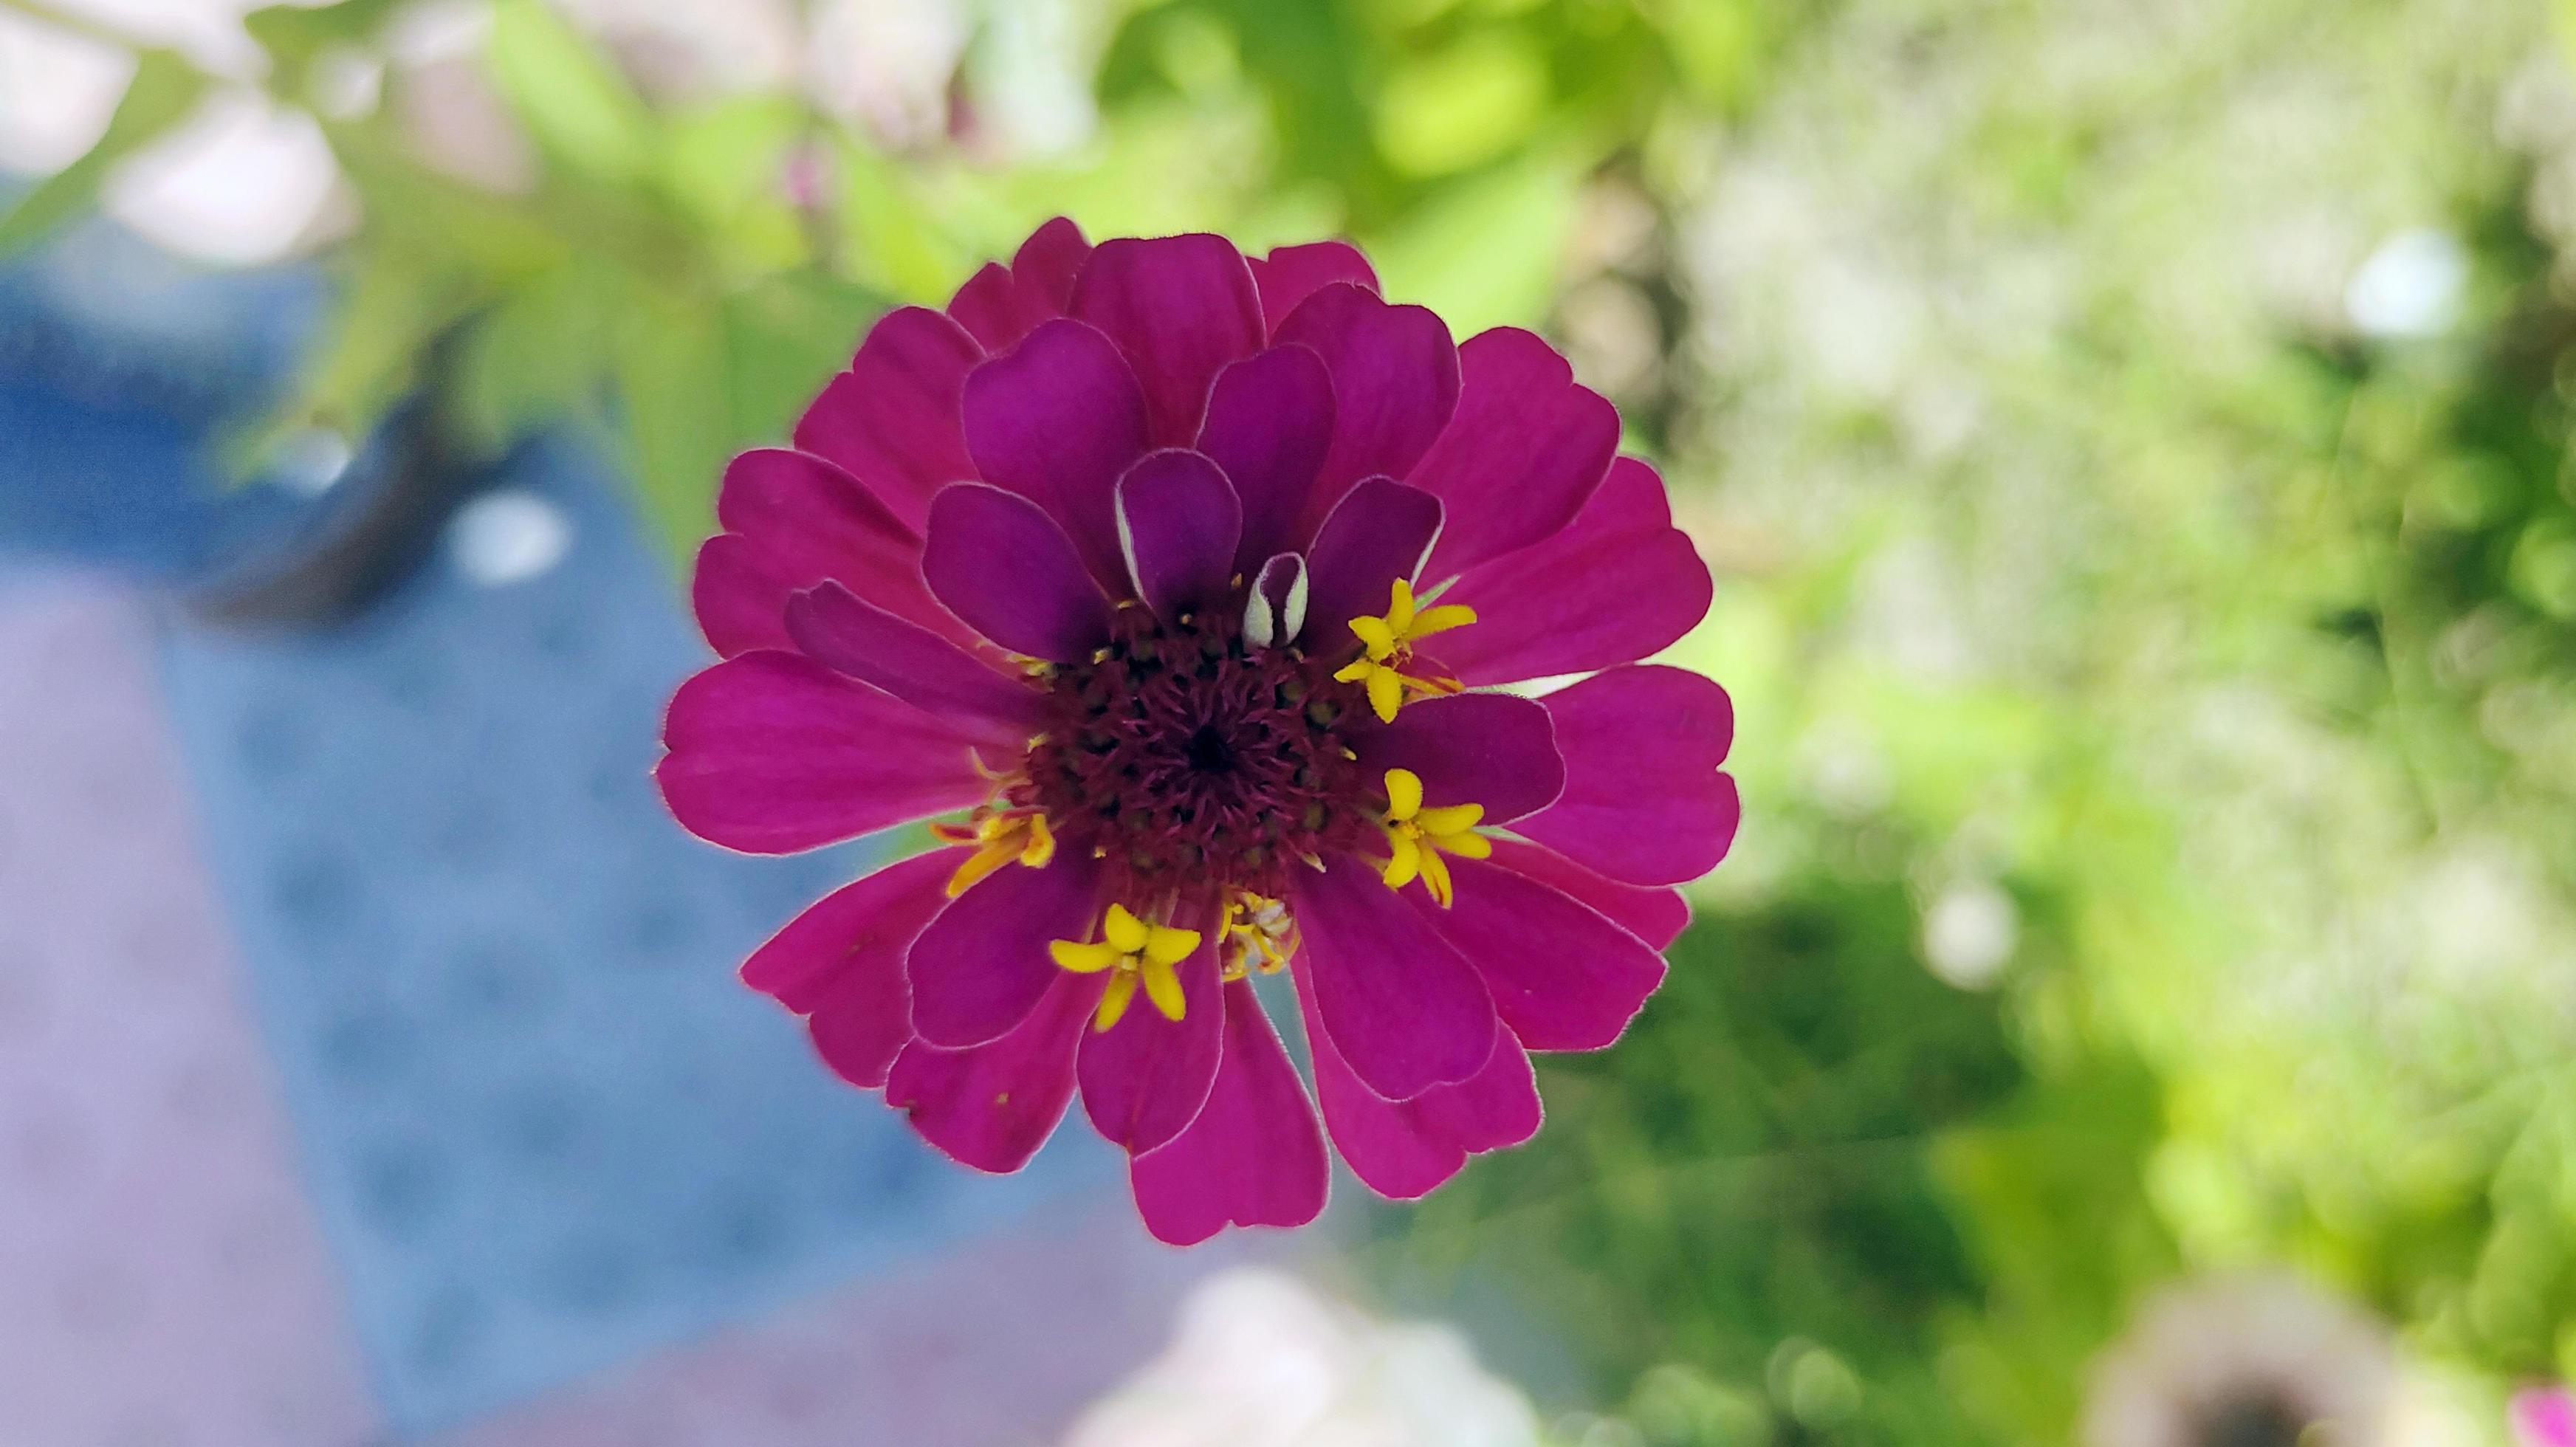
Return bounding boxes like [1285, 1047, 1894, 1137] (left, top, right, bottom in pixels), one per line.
[13, 0, 2576, 1440]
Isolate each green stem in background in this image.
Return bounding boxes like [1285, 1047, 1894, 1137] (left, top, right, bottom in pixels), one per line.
[0, 0, 153, 52]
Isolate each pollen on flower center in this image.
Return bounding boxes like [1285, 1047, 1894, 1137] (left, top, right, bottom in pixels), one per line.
[1009, 604, 1381, 913]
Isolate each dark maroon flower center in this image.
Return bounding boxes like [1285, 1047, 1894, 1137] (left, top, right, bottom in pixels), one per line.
[1013, 603, 1377, 917]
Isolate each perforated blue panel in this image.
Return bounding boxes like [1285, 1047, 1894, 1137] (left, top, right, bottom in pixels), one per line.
[157, 439, 1109, 1437]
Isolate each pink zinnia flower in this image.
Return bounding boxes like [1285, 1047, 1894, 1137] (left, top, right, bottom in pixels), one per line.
[657, 219, 1737, 1243]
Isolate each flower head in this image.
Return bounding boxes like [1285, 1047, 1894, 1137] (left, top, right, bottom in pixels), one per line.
[659, 219, 1736, 1243]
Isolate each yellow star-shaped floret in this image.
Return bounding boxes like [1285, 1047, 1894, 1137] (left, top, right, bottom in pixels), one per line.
[1377, 767, 1491, 908]
[1048, 903, 1203, 1031]
[1332, 580, 1475, 722]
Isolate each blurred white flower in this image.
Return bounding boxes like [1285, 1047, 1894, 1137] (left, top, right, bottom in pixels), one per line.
[807, 0, 969, 150]
[1065, 1268, 1542, 1447]
[966, 0, 1101, 159]
[2082, 1273, 2398, 1447]
[549, 0, 797, 103]
[0, 13, 133, 175]
[2343, 229, 2466, 340]
[103, 87, 346, 267]
[1923, 879, 2018, 989]
[0, 0, 348, 267]
[0, 0, 991, 263]
[449, 489, 574, 587]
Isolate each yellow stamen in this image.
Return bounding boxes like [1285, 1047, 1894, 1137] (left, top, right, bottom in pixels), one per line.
[1049, 904, 1204, 1030]
[1336, 579, 1474, 721]
[1048, 938, 1121, 972]
[942, 811, 1053, 897]
[1140, 953, 1186, 1021]
[1096, 972, 1141, 1031]
[1385, 767, 1423, 819]
[1104, 901, 1151, 955]
[1376, 767, 1486, 908]
[1219, 893, 1297, 980]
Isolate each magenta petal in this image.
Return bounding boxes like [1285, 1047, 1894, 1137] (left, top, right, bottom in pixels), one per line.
[1071, 234, 1265, 445]
[945, 263, 1043, 353]
[1289, 853, 1497, 1101]
[1116, 450, 1243, 622]
[790, 309, 984, 529]
[1441, 531, 1708, 685]
[1517, 665, 1739, 887]
[741, 848, 964, 1087]
[1295, 970, 1539, 1200]
[920, 484, 1115, 663]
[786, 582, 1049, 737]
[1366, 691, 1564, 825]
[1300, 478, 1443, 646]
[658, 652, 992, 854]
[1249, 241, 1380, 335]
[1076, 939, 1224, 1155]
[1197, 344, 1335, 574]
[944, 217, 1092, 352]
[1415, 854, 1666, 1051]
[1406, 1035, 1542, 1154]
[693, 448, 952, 657]
[906, 850, 1103, 1050]
[692, 535, 799, 657]
[805, 963, 912, 1092]
[887, 969, 1099, 1173]
[1271, 283, 1458, 510]
[742, 847, 964, 1011]
[1012, 216, 1091, 312]
[1437, 458, 1712, 686]
[1486, 836, 1689, 951]
[1412, 329, 1619, 580]
[961, 319, 1151, 589]
[1128, 978, 1328, 1245]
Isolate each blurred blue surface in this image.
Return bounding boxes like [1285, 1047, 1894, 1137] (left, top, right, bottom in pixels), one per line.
[0, 216, 341, 584]
[4, 224, 1111, 1437]
[158, 442, 1105, 1434]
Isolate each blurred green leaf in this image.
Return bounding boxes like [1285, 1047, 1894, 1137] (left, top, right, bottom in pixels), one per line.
[253, 233, 481, 483]
[1116, 0, 1399, 225]
[323, 118, 571, 275]
[663, 96, 808, 269]
[453, 260, 625, 455]
[1398, 881, 2022, 1441]
[721, 270, 879, 440]
[1934, 1058, 2173, 1444]
[607, 273, 878, 568]
[0, 48, 205, 257]
[613, 288, 732, 566]
[1367, 146, 1582, 333]
[242, 0, 402, 82]
[1649, 0, 1768, 110]
[1374, 29, 1550, 177]
[485, 0, 658, 182]
[837, 141, 967, 303]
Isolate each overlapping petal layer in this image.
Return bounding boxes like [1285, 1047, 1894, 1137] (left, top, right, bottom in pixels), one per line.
[662, 219, 1735, 1242]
